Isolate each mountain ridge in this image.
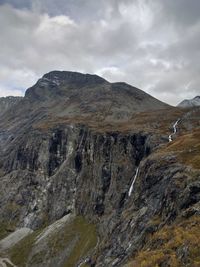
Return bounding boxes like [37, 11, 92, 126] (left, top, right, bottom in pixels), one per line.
[178, 95, 200, 108]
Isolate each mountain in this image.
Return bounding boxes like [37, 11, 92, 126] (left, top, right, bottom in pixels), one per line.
[24, 71, 169, 120]
[0, 71, 200, 267]
[0, 96, 22, 116]
[178, 95, 200, 108]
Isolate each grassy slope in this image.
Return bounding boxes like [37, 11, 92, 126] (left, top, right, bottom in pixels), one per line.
[35, 107, 183, 134]
[36, 107, 200, 137]
[150, 127, 200, 172]
[129, 216, 200, 267]
[7, 216, 97, 267]
[164, 129, 200, 169]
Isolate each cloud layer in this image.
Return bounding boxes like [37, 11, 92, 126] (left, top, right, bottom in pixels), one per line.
[0, 0, 199, 105]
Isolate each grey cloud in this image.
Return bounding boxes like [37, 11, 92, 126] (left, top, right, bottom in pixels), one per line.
[0, 1, 199, 105]
[0, 0, 31, 9]
[160, 0, 200, 27]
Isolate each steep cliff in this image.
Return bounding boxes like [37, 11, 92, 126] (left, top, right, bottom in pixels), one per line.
[0, 72, 200, 267]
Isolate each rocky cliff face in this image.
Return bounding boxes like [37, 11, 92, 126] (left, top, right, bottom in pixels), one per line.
[0, 123, 160, 231]
[0, 72, 200, 267]
[0, 96, 22, 117]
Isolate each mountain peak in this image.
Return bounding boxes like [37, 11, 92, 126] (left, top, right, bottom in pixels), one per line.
[25, 70, 108, 100]
[42, 70, 108, 86]
[24, 70, 169, 120]
[178, 95, 200, 107]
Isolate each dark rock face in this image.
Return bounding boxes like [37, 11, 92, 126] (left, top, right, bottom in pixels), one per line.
[0, 124, 155, 227]
[75, 131, 153, 219]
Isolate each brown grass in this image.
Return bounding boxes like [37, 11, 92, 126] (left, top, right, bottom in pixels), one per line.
[129, 216, 200, 267]
[35, 107, 188, 134]
[163, 129, 200, 169]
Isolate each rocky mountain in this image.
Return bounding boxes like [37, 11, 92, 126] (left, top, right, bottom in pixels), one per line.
[0, 71, 200, 267]
[24, 71, 169, 120]
[178, 95, 200, 108]
[0, 96, 22, 117]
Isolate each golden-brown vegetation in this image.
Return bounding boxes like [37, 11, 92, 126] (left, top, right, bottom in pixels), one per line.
[163, 129, 200, 169]
[129, 216, 200, 267]
[36, 107, 187, 134]
[35, 106, 200, 139]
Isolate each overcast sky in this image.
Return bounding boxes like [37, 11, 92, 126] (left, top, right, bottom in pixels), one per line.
[0, 0, 199, 105]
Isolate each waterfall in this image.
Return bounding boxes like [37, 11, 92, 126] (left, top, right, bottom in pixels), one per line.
[128, 167, 139, 197]
[168, 119, 180, 142]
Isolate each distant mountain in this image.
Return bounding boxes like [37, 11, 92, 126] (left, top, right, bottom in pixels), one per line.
[178, 95, 200, 108]
[0, 96, 22, 116]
